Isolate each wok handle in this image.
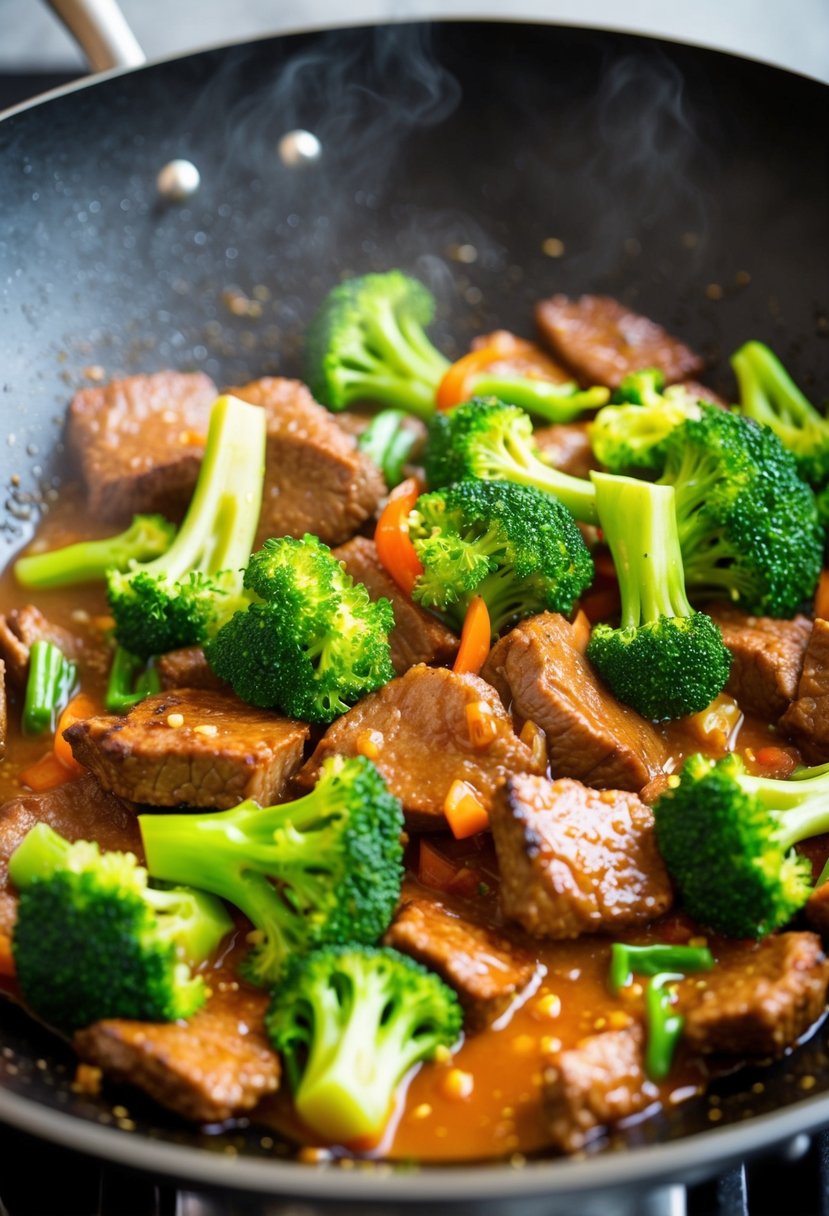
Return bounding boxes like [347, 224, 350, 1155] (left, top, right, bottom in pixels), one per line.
[45, 0, 146, 72]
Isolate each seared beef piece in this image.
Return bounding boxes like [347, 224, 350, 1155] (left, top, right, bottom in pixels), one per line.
[680, 933, 829, 1056]
[708, 604, 811, 720]
[535, 295, 704, 389]
[806, 882, 829, 941]
[65, 689, 309, 809]
[533, 422, 596, 480]
[67, 371, 217, 522]
[333, 536, 458, 675]
[0, 658, 5, 760]
[470, 329, 573, 383]
[75, 974, 279, 1122]
[0, 774, 139, 937]
[481, 613, 666, 792]
[682, 380, 729, 408]
[384, 897, 536, 1028]
[297, 665, 544, 830]
[0, 605, 80, 688]
[781, 620, 829, 762]
[157, 645, 227, 692]
[544, 1024, 649, 1152]
[228, 377, 385, 548]
[491, 774, 673, 939]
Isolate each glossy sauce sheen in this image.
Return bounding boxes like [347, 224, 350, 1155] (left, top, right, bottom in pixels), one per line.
[0, 492, 813, 1161]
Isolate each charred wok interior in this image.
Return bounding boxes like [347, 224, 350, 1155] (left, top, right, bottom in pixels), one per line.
[0, 17, 828, 1194]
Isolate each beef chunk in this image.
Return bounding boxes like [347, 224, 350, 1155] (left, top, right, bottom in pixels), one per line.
[682, 380, 728, 408]
[532, 422, 597, 480]
[482, 613, 666, 792]
[781, 619, 829, 762]
[75, 973, 279, 1122]
[708, 604, 811, 720]
[680, 933, 829, 1056]
[228, 377, 384, 548]
[384, 897, 536, 1028]
[535, 295, 703, 388]
[333, 536, 458, 674]
[65, 689, 309, 809]
[0, 774, 139, 937]
[0, 658, 5, 760]
[298, 665, 544, 830]
[470, 329, 573, 382]
[0, 605, 80, 688]
[67, 371, 217, 522]
[491, 774, 672, 939]
[544, 1025, 649, 1152]
[157, 646, 227, 692]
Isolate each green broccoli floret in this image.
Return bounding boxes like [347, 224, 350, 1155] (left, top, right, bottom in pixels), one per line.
[8, 823, 232, 1032]
[14, 515, 175, 589]
[652, 753, 829, 938]
[733, 341, 829, 493]
[105, 645, 162, 713]
[139, 756, 404, 987]
[409, 479, 594, 635]
[586, 473, 731, 720]
[589, 385, 703, 474]
[357, 408, 420, 488]
[305, 271, 450, 419]
[21, 640, 77, 734]
[205, 534, 394, 723]
[266, 944, 462, 1145]
[611, 368, 667, 405]
[107, 395, 266, 659]
[658, 404, 823, 617]
[424, 399, 599, 524]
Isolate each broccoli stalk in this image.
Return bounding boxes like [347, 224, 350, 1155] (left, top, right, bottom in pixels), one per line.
[357, 409, 420, 488]
[586, 473, 731, 720]
[306, 272, 449, 419]
[463, 377, 609, 422]
[424, 399, 599, 524]
[653, 753, 829, 938]
[107, 395, 267, 659]
[105, 645, 162, 713]
[408, 478, 594, 636]
[14, 515, 176, 589]
[8, 823, 233, 1031]
[22, 640, 77, 734]
[266, 945, 462, 1145]
[140, 756, 404, 986]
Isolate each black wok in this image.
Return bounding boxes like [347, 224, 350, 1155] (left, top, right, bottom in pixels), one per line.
[0, 19, 828, 1212]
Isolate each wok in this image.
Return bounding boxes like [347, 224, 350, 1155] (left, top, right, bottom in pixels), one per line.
[0, 12, 828, 1212]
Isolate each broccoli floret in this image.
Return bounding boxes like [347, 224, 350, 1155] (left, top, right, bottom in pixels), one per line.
[586, 473, 731, 720]
[589, 386, 703, 474]
[22, 640, 77, 735]
[408, 479, 594, 635]
[658, 404, 823, 617]
[652, 753, 829, 938]
[205, 534, 394, 723]
[14, 515, 175, 589]
[107, 395, 266, 659]
[305, 271, 450, 419]
[8, 823, 232, 1032]
[139, 756, 404, 987]
[733, 341, 829, 491]
[266, 944, 462, 1145]
[105, 645, 162, 713]
[424, 399, 599, 524]
[357, 408, 420, 488]
[611, 368, 667, 405]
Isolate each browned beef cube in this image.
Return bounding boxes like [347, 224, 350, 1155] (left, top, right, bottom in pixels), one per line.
[65, 689, 309, 809]
[481, 613, 667, 792]
[384, 897, 536, 1028]
[491, 774, 672, 939]
[680, 933, 829, 1056]
[0, 774, 140, 937]
[0, 605, 80, 688]
[156, 645, 227, 692]
[781, 619, 829, 762]
[75, 974, 279, 1122]
[544, 1025, 649, 1152]
[298, 665, 544, 831]
[532, 422, 597, 480]
[67, 371, 217, 522]
[708, 604, 811, 720]
[806, 883, 829, 941]
[228, 377, 384, 548]
[333, 536, 458, 675]
[535, 295, 704, 388]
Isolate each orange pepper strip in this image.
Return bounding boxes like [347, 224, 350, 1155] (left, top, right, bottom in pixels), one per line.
[816, 570, 829, 621]
[453, 596, 492, 676]
[444, 779, 489, 839]
[53, 692, 98, 775]
[374, 477, 424, 596]
[435, 344, 506, 411]
[19, 751, 77, 792]
[0, 933, 14, 978]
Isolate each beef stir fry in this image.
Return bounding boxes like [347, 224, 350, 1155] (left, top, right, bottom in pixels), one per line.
[2, 275, 829, 1162]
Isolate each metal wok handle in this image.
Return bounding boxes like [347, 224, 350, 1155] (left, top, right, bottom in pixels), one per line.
[44, 0, 146, 71]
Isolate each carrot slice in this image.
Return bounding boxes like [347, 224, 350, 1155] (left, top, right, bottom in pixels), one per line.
[816, 570, 829, 621]
[754, 745, 798, 777]
[53, 692, 97, 774]
[374, 477, 424, 596]
[0, 933, 14, 978]
[453, 596, 491, 676]
[444, 779, 489, 839]
[19, 751, 77, 792]
[465, 700, 499, 748]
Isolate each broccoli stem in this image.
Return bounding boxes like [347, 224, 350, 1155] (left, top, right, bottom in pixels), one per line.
[495, 435, 599, 524]
[338, 371, 438, 420]
[105, 645, 161, 713]
[14, 515, 175, 589]
[357, 410, 419, 487]
[21, 640, 77, 735]
[733, 341, 818, 432]
[369, 298, 449, 386]
[470, 377, 609, 423]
